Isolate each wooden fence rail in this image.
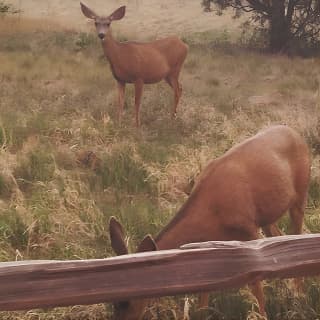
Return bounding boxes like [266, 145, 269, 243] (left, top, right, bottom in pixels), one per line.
[1, 234, 320, 311]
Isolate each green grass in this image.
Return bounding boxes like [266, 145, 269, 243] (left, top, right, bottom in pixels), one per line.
[0, 208, 28, 250]
[98, 148, 155, 194]
[0, 173, 11, 198]
[309, 178, 320, 207]
[1, 17, 320, 320]
[14, 147, 55, 191]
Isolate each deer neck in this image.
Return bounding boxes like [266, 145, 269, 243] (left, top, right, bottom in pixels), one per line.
[155, 217, 187, 251]
[101, 30, 121, 73]
[155, 193, 207, 250]
[154, 180, 223, 250]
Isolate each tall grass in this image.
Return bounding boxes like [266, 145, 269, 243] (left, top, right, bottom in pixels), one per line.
[1, 16, 320, 320]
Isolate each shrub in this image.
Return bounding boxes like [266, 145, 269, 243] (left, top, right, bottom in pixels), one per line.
[98, 148, 153, 194]
[75, 32, 98, 50]
[0, 1, 19, 16]
[309, 178, 320, 208]
[0, 173, 12, 199]
[14, 148, 55, 190]
[0, 209, 28, 249]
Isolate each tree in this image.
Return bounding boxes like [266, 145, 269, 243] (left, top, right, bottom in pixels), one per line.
[0, 1, 19, 16]
[202, 0, 320, 53]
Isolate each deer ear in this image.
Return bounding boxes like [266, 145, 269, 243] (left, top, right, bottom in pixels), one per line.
[80, 2, 97, 19]
[109, 216, 128, 255]
[110, 6, 126, 21]
[137, 235, 158, 253]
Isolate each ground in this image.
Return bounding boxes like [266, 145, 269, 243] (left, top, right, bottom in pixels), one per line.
[7, 0, 242, 37]
[1, 0, 320, 319]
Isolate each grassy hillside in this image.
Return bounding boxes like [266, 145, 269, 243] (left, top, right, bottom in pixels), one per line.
[1, 15, 320, 320]
[5, 0, 243, 37]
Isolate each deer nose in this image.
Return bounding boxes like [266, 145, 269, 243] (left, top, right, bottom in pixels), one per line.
[98, 33, 105, 40]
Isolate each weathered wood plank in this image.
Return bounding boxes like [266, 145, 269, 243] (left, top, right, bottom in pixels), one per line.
[1, 234, 320, 311]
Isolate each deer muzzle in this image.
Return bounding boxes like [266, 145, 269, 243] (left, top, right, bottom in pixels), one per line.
[98, 33, 105, 40]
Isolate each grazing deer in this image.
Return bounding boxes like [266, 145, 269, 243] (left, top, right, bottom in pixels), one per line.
[80, 3, 188, 127]
[109, 125, 310, 320]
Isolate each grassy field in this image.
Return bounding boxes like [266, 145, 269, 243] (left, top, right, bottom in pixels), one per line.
[1, 4, 320, 319]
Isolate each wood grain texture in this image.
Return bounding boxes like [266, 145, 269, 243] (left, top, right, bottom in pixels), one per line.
[1, 234, 320, 311]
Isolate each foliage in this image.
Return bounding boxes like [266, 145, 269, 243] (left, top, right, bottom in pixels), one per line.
[0, 1, 19, 16]
[0, 174, 11, 198]
[98, 147, 155, 194]
[0, 209, 28, 249]
[14, 148, 55, 190]
[202, 0, 320, 53]
[75, 32, 98, 50]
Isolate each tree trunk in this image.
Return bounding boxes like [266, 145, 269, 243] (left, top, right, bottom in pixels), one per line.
[269, 0, 290, 52]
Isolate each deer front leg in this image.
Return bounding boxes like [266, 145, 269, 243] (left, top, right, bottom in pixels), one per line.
[165, 75, 182, 118]
[117, 81, 126, 124]
[134, 79, 144, 127]
[249, 281, 267, 318]
[198, 292, 209, 309]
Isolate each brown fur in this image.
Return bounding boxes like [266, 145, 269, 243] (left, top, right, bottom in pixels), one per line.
[80, 3, 188, 127]
[156, 125, 310, 247]
[109, 125, 310, 320]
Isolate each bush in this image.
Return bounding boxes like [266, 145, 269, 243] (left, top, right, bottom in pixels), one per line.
[0, 209, 28, 249]
[98, 148, 154, 194]
[309, 178, 320, 208]
[14, 148, 55, 190]
[0, 1, 19, 16]
[75, 32, 98, 50]
[0, 173, 12, 199]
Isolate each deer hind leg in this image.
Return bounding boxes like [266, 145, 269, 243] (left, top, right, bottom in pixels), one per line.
[134, 80, 144, 127]
[198, 292, 209, 309]
[196, 292, 210, 320]
[240, 229, 267, 317]
[249, 282, 267, 317]
[117, 81, 126, 124]
[223, 226, 267, 317]
[247, 254, 267, 316]
[289, 204, 305, 235]
[262, 224, 283, 237]
[165, 75, 182, 118]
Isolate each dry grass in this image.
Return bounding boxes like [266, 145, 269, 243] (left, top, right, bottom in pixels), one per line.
[1, 8, 320, 319]
[5, 0, 244, 38]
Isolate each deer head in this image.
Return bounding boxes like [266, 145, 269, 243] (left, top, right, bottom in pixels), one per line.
[80, 3, 126, 40]
[109, 217, 158, 320]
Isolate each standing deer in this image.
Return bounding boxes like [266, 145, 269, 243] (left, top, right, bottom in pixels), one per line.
[109, 125, 310, 320]
[80, 3, 188, 127]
